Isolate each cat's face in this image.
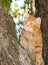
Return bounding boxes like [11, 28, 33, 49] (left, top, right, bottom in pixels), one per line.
[23, 15, 41, 32]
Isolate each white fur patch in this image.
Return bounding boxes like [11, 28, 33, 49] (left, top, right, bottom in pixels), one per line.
[24, 26, 33, 32]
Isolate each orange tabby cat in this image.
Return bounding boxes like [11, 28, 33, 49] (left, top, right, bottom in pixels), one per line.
[21, 13, 44, 65]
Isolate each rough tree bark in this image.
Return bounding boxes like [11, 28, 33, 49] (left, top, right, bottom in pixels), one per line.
[35, 0, 48, 65]
[0, 3, 34, 65]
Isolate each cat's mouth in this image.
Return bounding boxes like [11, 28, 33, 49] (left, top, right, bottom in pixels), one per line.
[23, 26, 33, 32]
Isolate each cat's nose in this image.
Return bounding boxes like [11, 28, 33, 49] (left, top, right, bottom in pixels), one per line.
[28, 28, 33, 32]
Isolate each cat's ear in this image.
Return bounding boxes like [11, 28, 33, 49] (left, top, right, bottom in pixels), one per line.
[36, 17, 41, 25]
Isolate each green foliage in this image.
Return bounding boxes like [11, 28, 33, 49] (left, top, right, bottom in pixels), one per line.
[0, 0, 12, 12]
[10, 0, 29, 18]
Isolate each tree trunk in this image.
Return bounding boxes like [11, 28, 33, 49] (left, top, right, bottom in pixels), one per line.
[0, 3, 34, 65]
[35, 0, 48, 65]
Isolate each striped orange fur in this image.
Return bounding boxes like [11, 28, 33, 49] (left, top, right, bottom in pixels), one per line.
[21, 14, 45, 65]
